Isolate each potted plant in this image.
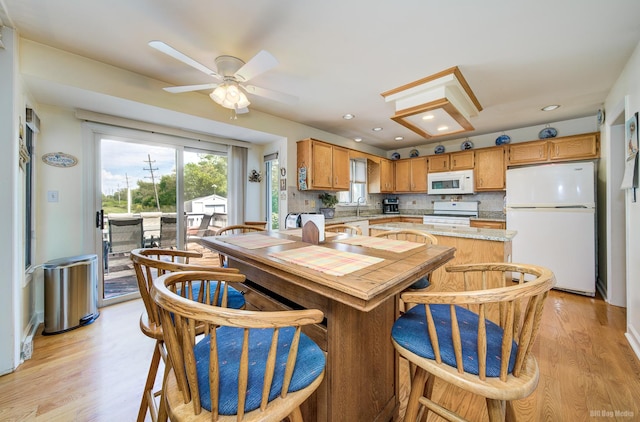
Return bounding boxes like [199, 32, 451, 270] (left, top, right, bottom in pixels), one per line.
[318, 193, 338, 219]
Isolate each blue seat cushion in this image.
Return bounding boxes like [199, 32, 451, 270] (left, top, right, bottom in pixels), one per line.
[177, 281, 245, 309]
[193, 327, 326, 415]
[409, 275, 430, 289]
[392, 304, 517, 377]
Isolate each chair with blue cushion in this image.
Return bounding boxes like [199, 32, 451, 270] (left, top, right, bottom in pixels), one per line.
[130, 248, 246, 422]
[151, 270, 326, 422]
[393, 263, 555, 422]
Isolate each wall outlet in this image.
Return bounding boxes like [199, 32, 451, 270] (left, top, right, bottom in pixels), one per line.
[310, 200, 316, 208]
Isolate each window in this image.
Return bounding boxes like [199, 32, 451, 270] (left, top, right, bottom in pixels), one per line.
[337, 159, 367, 204]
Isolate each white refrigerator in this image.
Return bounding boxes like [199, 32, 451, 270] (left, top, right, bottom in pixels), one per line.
[506, 161, 596, 296]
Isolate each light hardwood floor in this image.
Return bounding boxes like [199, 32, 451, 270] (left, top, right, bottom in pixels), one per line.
[0, 290, 638, 421]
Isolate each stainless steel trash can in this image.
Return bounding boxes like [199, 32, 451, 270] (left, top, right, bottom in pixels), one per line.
[43, 254, 100, 335]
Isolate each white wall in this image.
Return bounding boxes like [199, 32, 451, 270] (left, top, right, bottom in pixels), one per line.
[604, 39, 640, 358]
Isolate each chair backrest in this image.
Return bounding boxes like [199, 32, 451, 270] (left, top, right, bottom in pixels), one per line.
[151, 270, 326, 421]
[373, 229, 438, 245]
[193, 213, 214, 236]
[243, 221, 268, 229]
[400, 263, 555, 381]
[108, 217, 144, 254]
[325, 224, 363, 235]
[214, 225, 267, 266]
[130, 248, 240, 330]
[159, 215, 178, 248]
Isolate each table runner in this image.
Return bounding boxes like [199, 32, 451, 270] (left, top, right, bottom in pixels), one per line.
[269, 245, 384, 276]
[333, 235, 424, 253]
[218, 233, 296, 249]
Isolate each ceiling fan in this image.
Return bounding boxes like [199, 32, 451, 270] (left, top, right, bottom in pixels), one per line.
[149, 40, 296, 114]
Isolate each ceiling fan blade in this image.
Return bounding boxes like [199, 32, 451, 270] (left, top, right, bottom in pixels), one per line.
[149, 40, 221, 79]
[234, 50, 278, 82]
[163, 83, 219, 93]
[243, 84, 299, 104]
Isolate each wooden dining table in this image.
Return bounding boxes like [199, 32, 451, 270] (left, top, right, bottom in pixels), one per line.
[200, 229, 455, 422]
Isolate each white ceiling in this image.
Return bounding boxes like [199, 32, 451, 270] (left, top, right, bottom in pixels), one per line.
[2, 0, 640, 150]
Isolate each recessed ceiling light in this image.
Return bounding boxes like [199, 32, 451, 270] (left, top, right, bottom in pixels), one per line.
[541, 105, 560, 111]
[343, 113, 355, 120]
[372, 127, 383, 132]
[437, 126, 449, 131]
[395, 136, 404, 141]
[354, 137, 363, 142]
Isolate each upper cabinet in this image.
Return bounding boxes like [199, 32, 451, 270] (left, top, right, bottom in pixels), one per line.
[395, 157, 427, 192]
[369, 158, 395, 193]
[475, 146, 506, 191]
[297, 138, 350, 191]
[508, 133, 599, 166]
[427, 151, 474, 172]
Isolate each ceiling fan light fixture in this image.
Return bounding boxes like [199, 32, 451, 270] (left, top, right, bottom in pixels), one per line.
[381, 66, 482, 139]
[210, 82, 251, 110]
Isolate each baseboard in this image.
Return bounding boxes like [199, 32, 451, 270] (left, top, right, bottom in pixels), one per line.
[20, 312, 42, 362]
[625, 324, 640, 362]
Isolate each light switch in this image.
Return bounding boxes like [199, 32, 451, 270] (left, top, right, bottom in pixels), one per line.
[47, 190, 59, 202]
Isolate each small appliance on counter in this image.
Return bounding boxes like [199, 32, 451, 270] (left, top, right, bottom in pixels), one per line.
[285, 212, 319, 229]
[382, 198, 400, 214]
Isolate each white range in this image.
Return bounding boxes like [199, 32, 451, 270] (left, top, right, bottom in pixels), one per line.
[423, 201, 479, 227]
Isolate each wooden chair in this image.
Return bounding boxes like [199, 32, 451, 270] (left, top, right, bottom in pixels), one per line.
[374, 230, 438, 290]
[151, 270, 326, 422]
[244, 220, 268, 229]
[214, 224, 267, 267]
[393, 263, 555, 422]
[130, 248, 245, 422]
[324, 223, 363, 235]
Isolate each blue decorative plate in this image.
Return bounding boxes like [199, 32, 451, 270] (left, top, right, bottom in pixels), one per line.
[391, 152, 401, 160]
[434, 145, 445, 154]
[539, 127, 558, 139]
[461, 140, 474, 150]
[495, 134, 511, 145]
[409, 149, 419, 158]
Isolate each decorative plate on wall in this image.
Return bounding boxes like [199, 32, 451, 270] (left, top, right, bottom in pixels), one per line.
[495, 134, 511, 145]
[391, 152, 401, 160]
[409, 149, 419, 158]
[460, 140, 474, 150]
[434, 145, 445, 154]
[42, 152, 78, 168]
[538, 126, 558, 139]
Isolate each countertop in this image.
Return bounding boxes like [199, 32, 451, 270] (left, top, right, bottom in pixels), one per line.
[325, 214, 515, 242]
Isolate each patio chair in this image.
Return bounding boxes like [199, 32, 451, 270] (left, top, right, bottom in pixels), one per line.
[108, 217, 144, 254]
[159, 215, 177, 248]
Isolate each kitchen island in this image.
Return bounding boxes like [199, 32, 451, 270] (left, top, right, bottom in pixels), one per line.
[200, 230, 455, 422]
[369, 221, 516, 292]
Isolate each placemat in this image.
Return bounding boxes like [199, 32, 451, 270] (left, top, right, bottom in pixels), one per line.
[333, 235, 424, 253]
[269, 245, 384, 277]
[279, 229, 340, 238]
[218, 233, 296, 249]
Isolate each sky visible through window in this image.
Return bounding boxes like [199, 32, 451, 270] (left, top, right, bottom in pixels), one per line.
[101, 139, 199, 195]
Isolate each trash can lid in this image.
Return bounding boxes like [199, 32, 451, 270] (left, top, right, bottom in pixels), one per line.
[43, 254, 98, 269]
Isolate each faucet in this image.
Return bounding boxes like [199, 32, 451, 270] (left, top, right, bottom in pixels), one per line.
[356, 196, 365, 218]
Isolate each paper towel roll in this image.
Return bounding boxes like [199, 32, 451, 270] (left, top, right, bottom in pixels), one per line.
[301, 214, 325, 242]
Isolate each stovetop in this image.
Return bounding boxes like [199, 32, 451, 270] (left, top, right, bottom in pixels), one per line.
[431, 201, 479, 218]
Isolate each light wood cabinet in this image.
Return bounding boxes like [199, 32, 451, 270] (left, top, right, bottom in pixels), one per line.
[549, 133, 599, 161]
[450, 150, 474, 170]
[395, 157, 427, 192]
[475, 146, 506, 191]
[427, 151, 474, 172]
[508, 140, 548, 165]
[508, 133, 599, 166]
[367, 158, 394, 193]
[427, 154, 450, 172]
[470, 219, 506, 229]
[297, 138, 350, 191]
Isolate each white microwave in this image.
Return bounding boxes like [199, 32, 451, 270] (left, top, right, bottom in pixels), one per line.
[427, 169, 475, 195]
